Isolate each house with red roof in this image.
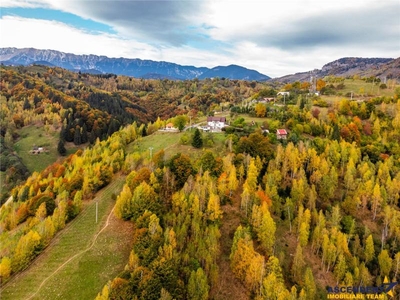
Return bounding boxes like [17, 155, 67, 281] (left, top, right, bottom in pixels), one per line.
[276, 129, 288, 139]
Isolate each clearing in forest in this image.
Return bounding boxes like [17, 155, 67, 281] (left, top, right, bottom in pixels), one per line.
[210, 189, 250, 300]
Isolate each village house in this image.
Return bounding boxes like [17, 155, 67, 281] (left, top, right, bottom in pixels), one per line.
[262, 97, 275, 103]
[165, 123, 176, 131]
[30, 146, 46, 154]
[250, 97, 274, 105]
[207, 116, 226, 129]
[199, 126, 210, 132]
[277, 92, 290, 97]
[276, 129, 288, 140]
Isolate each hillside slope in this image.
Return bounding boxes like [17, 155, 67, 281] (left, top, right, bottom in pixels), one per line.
[273, 57, 398, 82]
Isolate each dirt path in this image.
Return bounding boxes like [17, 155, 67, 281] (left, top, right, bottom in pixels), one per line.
[210, 191, 250, 300]
[0, 175, 132, 300]
[26, 206, 117, 300]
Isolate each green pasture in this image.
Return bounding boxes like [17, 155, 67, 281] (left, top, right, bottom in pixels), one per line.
[13, 126, 80, 173]
[128, 131, 184, 157]
[127, 129, 230, 161]
[13, 126, 59, 173]
[0, 176, 131, 300]
[232, 114, 268, 125]
[172, 131, 228, 161]
[324, 79, 397, 99]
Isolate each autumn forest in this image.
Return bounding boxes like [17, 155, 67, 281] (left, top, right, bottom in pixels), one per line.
[0, 64, 400, 299]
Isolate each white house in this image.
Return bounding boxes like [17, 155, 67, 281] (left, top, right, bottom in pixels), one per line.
[207, 117, 226, 129]
[262, 97, 275, 103]
[199, 126, 210, 132]
[277, 92, 290, 97]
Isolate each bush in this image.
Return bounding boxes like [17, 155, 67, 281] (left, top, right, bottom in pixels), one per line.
[303, 124, 312, 134]
[294, 124, 304, 134]
[180, 133, 190, 145]
[232, 117, 245, 127]
[336, 83, 346, 90]
[313, 99, 329, 107]
[28, 194, 56, 217]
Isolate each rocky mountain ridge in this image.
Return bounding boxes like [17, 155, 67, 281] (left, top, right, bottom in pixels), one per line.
[0, 47, 270, 81]
[273, 57, 399, 83]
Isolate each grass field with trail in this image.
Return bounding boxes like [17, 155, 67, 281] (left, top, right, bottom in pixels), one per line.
[0, 176, 132, 300]
[1, 130, 229, 299]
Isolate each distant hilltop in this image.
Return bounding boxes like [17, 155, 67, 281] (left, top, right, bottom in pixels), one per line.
[272, 57, 399, 83]
[0, 47, 271, 81]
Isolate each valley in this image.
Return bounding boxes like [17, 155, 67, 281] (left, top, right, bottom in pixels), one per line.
[0, 62, 400, 299]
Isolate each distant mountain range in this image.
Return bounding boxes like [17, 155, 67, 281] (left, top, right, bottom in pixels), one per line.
[2, 48, 397, 82]
[0, 47, 271, 81]
[273, 57, 400, 83]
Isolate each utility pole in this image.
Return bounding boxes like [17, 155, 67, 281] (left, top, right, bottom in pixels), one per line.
[95, 201, 98, 223]
[149, 147, 154, 171]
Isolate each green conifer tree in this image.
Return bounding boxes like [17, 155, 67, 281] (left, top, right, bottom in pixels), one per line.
[57, 139, 67, 156]
[192, 128, 203, 148]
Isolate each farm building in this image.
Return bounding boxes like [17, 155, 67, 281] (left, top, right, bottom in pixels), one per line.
[207, 117, 226, 129]
[276, 129, 288, 139]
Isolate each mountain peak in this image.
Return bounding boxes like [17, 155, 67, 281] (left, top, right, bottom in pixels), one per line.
[0, 47, 270, 81]
[272, 57, 398, 83]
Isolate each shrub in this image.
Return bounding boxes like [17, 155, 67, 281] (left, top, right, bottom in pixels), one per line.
[180, 133, 190, 145]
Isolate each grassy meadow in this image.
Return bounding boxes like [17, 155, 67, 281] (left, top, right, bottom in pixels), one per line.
[13, 126, 80, 173]
[337, 78, 395, 97]
[0, 176, 131, 300]
[128, 129, 229, 160]
[13, 126, 59, 173]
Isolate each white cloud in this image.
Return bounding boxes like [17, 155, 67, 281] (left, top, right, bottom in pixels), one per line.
[0, 0, 49, 8]
[1, 0, 399, 77]
[0, 16, 158, 58]
[11, 0, 209, 46]
[0, 16, 240, 72]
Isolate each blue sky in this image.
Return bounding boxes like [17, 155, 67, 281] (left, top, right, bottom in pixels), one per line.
[1, 7, 115, 34]
[1, 0, 399, 77]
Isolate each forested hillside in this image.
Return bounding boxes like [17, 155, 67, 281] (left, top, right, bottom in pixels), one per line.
[1, 66, 400, 299]
[0, 65, 265, 204]
[94, 94, 400, 299]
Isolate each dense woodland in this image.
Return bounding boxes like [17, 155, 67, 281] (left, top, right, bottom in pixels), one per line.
[0, 65, 270, 203]
[1, 64, 400, 299]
